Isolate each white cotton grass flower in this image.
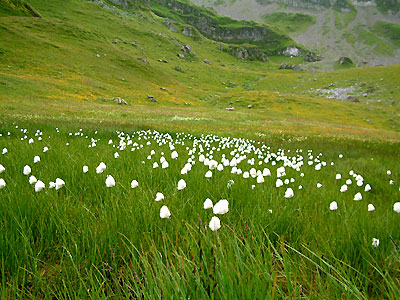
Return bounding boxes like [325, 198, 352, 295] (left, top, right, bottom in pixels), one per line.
[356, 180, 363, 187]
[243, 172, 249, 179]
[336, 174, 341, 180]
[276, 179, 283, 188]
[28, 138, 34, 144]
[205, 170, 212, 178]
[372, 238, 380, 247]
[340, 184, 348, 193]
[114, 152, 119, 159]
[2, 148, 8, 155]
[171, 151, 178, 159]
[209, 216, 221, 231]
[160, 205, 171, 219]
[29, 175, 37, 185]
[0, 178, 5, 189]
[96, 162, 106, 174]
[49, 181, 56, 189]
[365, 184, 371, 192]
[390, 180, 394, 185]
[204, 198, 213, 209]
[257, 175, 264, 184]
[155, 192, 164, 202]
[298, 185, 303, 190]
[387, 170, 391, 175]
[55, 178, 65, 190]
[153, 162, 159, 169]
[161, 161, 169, 169]
[43, 146, 49, 153]
[316, 183, 322, 188]
[329, 201, 338, 211]
[34, 180, 45, 192]
[393, 202, 400, 213]
[131, 180, 139, 189]
[177, 179, 186, 190]
[0, 164, 5, 174]
[346, 179, 352, 185]
[284, 188, 294, 198]
[33, 156, 40, 164]
[23, 165, 31, 176]
[354, 192, 362, 201]
[105, 175, 115, 188]
[263, 168, 271, 176]
[213, 199, 229, 215]
[368, 204, 375, 212]
[83, 166, 89, 173]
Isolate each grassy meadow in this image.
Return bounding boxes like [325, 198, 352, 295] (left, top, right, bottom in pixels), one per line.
[0, 0, 400, 298]
[0, 120, 399, 299]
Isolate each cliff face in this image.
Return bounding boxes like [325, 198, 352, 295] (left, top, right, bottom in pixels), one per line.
[151, 0, 293, 54]
[255, 0, 331, 10]
[107, 0, 150, 9]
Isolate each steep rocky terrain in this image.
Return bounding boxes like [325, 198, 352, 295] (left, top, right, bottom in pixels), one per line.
[189, 0, 400, 69]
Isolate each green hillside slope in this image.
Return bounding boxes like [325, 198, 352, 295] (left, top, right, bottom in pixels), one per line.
[0, 0, 399, 141]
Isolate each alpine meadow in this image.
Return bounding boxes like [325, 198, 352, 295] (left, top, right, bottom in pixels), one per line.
[0, 0, 399, 299]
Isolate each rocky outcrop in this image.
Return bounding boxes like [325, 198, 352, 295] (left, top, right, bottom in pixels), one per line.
[338, 56, 353, 65]
[108, 0, 150, 9]
[255, 0, 331, 10]
[151, 0, 292, 55]
[279, 63, 302, 71]
[218, 44, 269, 61]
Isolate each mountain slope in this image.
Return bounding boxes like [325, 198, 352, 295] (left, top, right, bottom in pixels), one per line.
[189, 0, 400, 69]
[0, 0, 399, 140]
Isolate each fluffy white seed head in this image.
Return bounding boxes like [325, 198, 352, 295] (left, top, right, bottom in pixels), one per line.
[55, 178, 65, 190]
[155, 192, 164, 202]
[0, 178, 5, 189]
[131, 180, 139, 189]
[35, 180, 45, 192]
[105, 175, 115, 188]
[160, 205, 171, 219]
[177, 179, 186, 190]
[209, 216, 221, 231]
[203, 198, 213, 210]
[213, 199, 229, 215]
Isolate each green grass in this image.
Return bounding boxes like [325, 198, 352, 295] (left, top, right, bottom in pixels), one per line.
[334, 10, 357, 30]
[0, 0, 399, 140]
[1, 0, 400, 297]
[262, 12, 316, 35]
[0, 119, 399, 298]
[373, 20, 400, 47]
[0, 0, 40, 17]
[149, 0, 294, 53]
[354, 25, 395, 56]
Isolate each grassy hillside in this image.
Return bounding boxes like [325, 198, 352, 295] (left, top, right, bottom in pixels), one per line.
[1, 1, 400, 298]
[0, 0, 399, 141]
[262, 12, 316, 35]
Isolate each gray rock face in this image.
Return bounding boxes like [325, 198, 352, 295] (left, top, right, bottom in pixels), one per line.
[283, 46, 300, 57]
[108, 0, 150, 9]
[182, 27, 194, 37]
[279, 64, 302, 71]
[219, 44, 269, 61]
[338, 57, 353, 65]
[152, 0, 291, 59]
[162, 18, 178, 32]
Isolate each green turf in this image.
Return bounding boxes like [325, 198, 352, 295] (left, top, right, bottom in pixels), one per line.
[0, 1, 400, 297]
[262, 12, 316, 35]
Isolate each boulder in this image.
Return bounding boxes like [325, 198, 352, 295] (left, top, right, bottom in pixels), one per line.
[338, 57, 353, 65]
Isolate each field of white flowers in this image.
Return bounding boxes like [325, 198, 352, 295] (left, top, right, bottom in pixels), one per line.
[0, 123, 399, 299]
